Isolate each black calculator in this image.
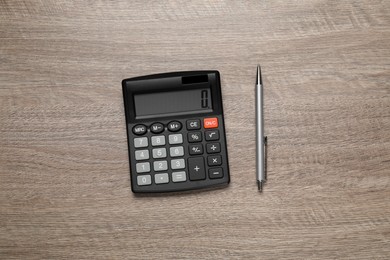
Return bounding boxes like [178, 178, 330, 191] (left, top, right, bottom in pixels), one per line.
[122, 71, 230, 193]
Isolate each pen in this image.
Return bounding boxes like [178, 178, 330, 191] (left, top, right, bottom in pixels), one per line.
[256, 65, 266, 191]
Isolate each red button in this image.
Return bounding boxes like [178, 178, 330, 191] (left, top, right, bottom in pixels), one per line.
[204, 117, 218, 129]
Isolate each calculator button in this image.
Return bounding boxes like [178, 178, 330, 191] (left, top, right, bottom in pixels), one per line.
[135, 150, 149, 160]
[134, 137, 148, 148]
[188, 132, 202, 143]
[172, 171, 187, 183]
[133, 124, 147, 135]
[151, 135, 166, 146]
[152, 148, 167, 159]
[186, 119, 201, 130]
[207, 155, 222, 166]
[204, 117, 218, 129]
[137, 175, 151, 186]
[206, 143, 221, 154]
[205, 130, 220, 141]
[170, 146, 184, 157]
[209, 168, 223, 179]
[188, 157, 206, 181]
[169, 134, 183, 144]
[150, 123, 164, 134]
[154, 160, 168, 171]
[189, 144, 203, 155]
[136, 162, 150, 173]
[171, 159, 185, 170]
[167, 121, 182, 132]
[155, 173, 169, 184]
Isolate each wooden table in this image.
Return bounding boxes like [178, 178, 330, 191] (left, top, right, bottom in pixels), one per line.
[1, 1, 389, 259]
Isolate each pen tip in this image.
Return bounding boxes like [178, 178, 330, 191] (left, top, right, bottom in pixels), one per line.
[256, 65, 262, 85]
[257, 180, 263, 192]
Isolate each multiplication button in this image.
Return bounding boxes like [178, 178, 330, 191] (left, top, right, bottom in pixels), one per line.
[207, 155, 222, 166]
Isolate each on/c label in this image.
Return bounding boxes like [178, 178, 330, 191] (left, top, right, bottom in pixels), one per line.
[203, 117, 218, 129]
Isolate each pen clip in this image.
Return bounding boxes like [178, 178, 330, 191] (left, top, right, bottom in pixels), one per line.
[264, 136, 268, 181]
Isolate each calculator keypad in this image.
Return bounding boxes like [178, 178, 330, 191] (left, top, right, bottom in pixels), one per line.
[132, 116, 228, 189]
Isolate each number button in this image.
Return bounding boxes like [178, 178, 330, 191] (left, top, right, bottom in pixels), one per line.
[151, 135, 166, 146]
[169, 134, 183, 144]
[150, 123, 164, 134]
[207, 155, 222, 166]
[170, 146, 184, 157]
[135, 150, 149, 160]
[188, 132, 202, 143]
[167, 121, 182, 132]
[206, 143, 221, 154]
[136, 162, 150, 173]
[152, 148, 167, 159]
[171, 159, 185, 170]
[186, 119, 201, 130]
[137, 175, 151, 186]
[134, 137, 148, 148]
[205, 130, 219, 141]
[133, 124, 147, 135]
[154, 161, 168, 171]
[189, 144, 203, 155]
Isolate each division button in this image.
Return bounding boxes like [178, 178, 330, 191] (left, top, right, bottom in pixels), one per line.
[188, 157, 206, 181]
[167, 121, 182, 132]
[150, 123, 164, 134]
[206, 143, 221, 154]
[188, 132, 202, 143]
[137, 175, 151, 186]
[208, 168, 223, 179]
[207, 155, 222, 166]
[172, 171, 186, 183]
[155, 173, 169, 184]
[132, 124, 147, 135]
[186, 119, 201, 130]
[189, 144, 203, 155]
[205, 130, 219, 141]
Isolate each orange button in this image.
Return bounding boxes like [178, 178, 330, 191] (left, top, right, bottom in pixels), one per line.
[204, 117, 218, 129]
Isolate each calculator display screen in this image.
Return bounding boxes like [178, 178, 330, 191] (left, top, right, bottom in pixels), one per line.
[134, 88, 212, 118]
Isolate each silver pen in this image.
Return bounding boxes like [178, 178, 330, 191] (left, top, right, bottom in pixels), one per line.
[256, 65, 267, 191]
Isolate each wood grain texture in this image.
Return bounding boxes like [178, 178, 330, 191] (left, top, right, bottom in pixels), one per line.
[1, 0, 389, 259]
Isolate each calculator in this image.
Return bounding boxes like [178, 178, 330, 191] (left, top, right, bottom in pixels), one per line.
[122, 71, 230, 193]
